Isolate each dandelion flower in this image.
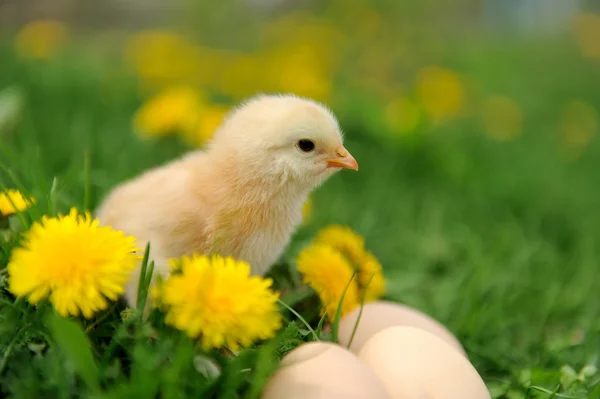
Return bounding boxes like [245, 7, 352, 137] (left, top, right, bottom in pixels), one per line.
[358, 252, 386, 302]
[0, 189, 36, 216]
[313, 224, 385, 301]
[181, 104, 230, 146]
[572, 12, 600, 60]
[297, 243, 360, 321]
[157, 254, 282, 351]
[133, 86, 203, 139]
[7, 208, 140, 318]
[264, 44, 333, 102]
[314, 224, 365, 265]
[416, 66, 465, 122]
[15, 19, 69, 60]
[124, 30, 202, 90]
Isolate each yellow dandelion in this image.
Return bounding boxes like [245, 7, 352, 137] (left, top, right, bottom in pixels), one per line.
[313, 224, 386, 301]
[314, 225, 365, 265]
[7, 207, 140, 319]
[358, 252, 386, 302]
[14, 19, 69, 60]
[572, 12, 600, 60]
[297, 244, 360, 321]
[560, 100, 597, 147]
[0, 189, 36, 217]
[133, 86, 203, 139]
[124, 29, 202, 90]
[264, 44, 333, 102]
[385, 97, 421, 135]
[260, 12, 344, 72]
[481, 95, 523, 141]
[157, 254, 282, 351]
[217, 52, 266, 101]
[416, 66, 465, 122]
[182, 104, 230, 147]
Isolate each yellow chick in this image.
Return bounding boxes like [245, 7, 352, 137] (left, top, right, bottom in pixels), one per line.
[95, 93, 359, 307]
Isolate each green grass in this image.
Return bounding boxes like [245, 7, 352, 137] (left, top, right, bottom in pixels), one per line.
[1, 34, 600, 398]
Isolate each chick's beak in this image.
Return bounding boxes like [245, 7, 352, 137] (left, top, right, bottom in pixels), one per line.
[326, 146, 359, 171]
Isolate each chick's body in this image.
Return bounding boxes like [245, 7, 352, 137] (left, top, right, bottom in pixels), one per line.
[96, 94, 358, 307]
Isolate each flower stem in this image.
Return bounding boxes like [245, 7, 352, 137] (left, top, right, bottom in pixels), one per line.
[0, 327, 24, 375]
[277, 299, 319, 341]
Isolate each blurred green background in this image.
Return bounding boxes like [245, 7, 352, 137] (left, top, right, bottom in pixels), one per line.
[1, 0, 600, 397]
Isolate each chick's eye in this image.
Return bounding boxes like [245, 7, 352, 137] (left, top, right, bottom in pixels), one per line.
[297, 139, 315, 152]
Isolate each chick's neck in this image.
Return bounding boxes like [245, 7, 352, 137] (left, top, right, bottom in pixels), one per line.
[204, 147, 310, 211]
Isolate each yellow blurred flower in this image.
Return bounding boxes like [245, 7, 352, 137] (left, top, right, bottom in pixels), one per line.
[195, 104, 230, 146]
[416, 66, 465, 122]
[480, 95, 523, 141]
[560, 100, 597, 147]
[217, 52, 265, 101]
[385, 97, 421, 134]
[265, 44, 333, 103]
[124, 30, 204, 90]
[155, 254, 282, 351]
[180, 103, 230, 147]
[8, 208, 140, 318]
[133, 86, 203, 139]
[260, 12, 345, 72]
[0, 189, 36, 217]
[572, 12, 600, 60]
[297, 243, 360, 321]
[299, 225, 386, 319]
[14, 19, 69, 60]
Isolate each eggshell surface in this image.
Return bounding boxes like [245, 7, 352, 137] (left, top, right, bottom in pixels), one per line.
[260, 341, 390, 399]
[359, 326, 490, 399]
[337, 300, 466, 356]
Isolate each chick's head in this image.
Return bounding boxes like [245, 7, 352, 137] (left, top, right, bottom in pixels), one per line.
[208, 93, 358, 190]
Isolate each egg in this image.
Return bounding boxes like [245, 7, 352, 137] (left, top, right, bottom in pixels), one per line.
[260, 341, 391, 399]
[358, 326, 490, 399]
[337, 300, 466, 356]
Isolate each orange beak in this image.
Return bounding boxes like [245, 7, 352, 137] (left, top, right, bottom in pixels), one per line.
[326, 146, 359, 171]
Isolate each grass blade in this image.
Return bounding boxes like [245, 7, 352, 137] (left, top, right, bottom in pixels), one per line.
[279, 285, 314, 308]
[277, 299, 319, 342]
[136, 242, 151, 312]
[48, 176, 58, 216]
[314, 312, 327, 338]
[331, 270, 357, 344]
[45, 312, 100, 392]
[347, 273, 375, 349]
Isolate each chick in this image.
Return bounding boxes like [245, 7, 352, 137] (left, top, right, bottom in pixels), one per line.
[95, 93, 359, 308]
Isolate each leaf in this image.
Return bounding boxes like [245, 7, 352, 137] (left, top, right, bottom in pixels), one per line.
[194, 354, 221, 380]
[244, 338, 280, 399]
[560, 365, 578, 389]
[560, 364, 577, 388]
[45, 312, 100, 391]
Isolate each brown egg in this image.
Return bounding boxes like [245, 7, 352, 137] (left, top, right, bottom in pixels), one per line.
[337, 300, 466, 356]
[260, 341, 391, 399]
[359, 326, 490, 399]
